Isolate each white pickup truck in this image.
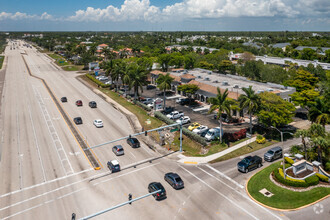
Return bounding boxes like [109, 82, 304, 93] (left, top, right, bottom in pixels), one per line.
[166, 111, 184, 120]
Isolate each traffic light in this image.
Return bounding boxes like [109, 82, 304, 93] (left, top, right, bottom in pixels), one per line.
[128, 193, 132, 205]
[145, 131, 148, 136]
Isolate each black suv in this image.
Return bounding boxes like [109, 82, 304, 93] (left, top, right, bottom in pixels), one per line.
[148, 182, 166, 200]
[127, 137, 140, 148]
[89, 101, 97, 108]
[61, 97, 67, 102]
[178, 98, 191, 105]
[73, 117, 83, 125]
[162, 106, 174, 115]
[237, 156, 262, 173]
[164, 173, 184, 189]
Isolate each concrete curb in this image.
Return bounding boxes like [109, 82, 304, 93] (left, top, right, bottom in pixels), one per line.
[245, 169, 330, 212]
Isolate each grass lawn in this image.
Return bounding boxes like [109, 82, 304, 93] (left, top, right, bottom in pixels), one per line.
[0, 56, 4, 69]
[229, 137, 249, 147]
[210, 140, 278, 163]
[248, 162, 330, 209]
[48, 53, 62, 60]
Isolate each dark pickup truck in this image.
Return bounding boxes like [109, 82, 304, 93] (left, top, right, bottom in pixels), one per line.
[237, 155, 262, 173]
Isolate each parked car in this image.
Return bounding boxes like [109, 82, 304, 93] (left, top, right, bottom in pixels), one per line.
[199, 128, 209, 137]
[89, 101, 97, 108]
[127, 137, 140, 148]
[73, 117, 83, 125]
[166, 111, 184, 120]
[107, 160, 120, 173]
[142, 98, 154, 105]
[264, 146, 282, 162]
[146, 85, 156, 90]
[178, 98, 191, 105]
[162, 106, 174, 115]
[93, 119, 103, 128]
[148, 182, 167, 200]
[176, 116, 191, 124]
[147, 102, 154, 109]
[164, 172, 184, 189]
[112, 145, 124, 156]
[205, 127, 223, 141]
[193, 125, 209, 134]
[104, 81, 112, 85]
[61, 97, 67, 102]
[188, 122, 200, 131]
[176, 98, 183, 104]
[75, 100, 83, 106]
[237, 156, 262, 173]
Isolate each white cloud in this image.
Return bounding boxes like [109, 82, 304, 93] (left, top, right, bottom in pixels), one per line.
[0, 11, 54, 21]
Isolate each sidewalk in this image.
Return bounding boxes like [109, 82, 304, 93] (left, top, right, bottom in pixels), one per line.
[178, 136, 257, 164]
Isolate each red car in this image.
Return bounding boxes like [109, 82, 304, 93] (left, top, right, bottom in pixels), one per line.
[75, 100, 83, 106]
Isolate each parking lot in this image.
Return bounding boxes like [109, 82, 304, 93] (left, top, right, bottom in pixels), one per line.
[140, 86, 249, 133]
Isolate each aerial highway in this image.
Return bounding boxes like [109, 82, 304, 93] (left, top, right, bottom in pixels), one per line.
[0, 41, 328, 220]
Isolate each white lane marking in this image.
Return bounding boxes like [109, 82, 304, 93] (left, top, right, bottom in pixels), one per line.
[141, 144, 153, 156]
[0, 163, 160, 218]
[33, 86, 74, 175]
[180, 165, 259, 220]
[0, 168, 93, 198]
[130, 152, 136, 159]
[16, 110, 23, 189]
[198, 167, 282, 220]
[205, 164, 244, 189]
[2, 204, 43, 220]
[28, 104, 47, 182]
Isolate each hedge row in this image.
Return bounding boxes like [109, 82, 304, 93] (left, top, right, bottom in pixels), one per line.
[135, 101, 151, 112]
[274, 168, 319, 187]
[284, 157, 294, 165]
[86, 74, 110, 88]
[316, 173, 329, 182]
[154, 111, 207, 146]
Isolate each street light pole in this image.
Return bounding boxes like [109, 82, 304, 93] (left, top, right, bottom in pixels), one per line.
[180, 120, 183, 152]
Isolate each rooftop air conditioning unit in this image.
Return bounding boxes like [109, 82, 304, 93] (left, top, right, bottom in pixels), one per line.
[213, 80, 219, 83]
[233, 84, 239, 88]
[267, 88, 274, 92]
[222, 81, 228, 86]
[205, 77, 210, 81]
[208, 71, 212, 75]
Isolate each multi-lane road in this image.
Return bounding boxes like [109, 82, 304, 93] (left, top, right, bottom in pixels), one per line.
[0, 41, 328, 220]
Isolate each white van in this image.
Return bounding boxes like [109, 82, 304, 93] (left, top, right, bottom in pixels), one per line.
[205, 127, 223, 141]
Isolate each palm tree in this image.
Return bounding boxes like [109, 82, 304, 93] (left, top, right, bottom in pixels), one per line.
[312, 137, 328, 164]
[89, 44, 97, 56]
[238, 86, 261, 135]
[129, 64, 148, 100]
[111, 60, 125, 92]
[295, 129, 310, 160]
[308, 98, 329, 127]
[104, 60, 115, 78]
[208, 88, 231, 143]
[156, 73, 174, 108]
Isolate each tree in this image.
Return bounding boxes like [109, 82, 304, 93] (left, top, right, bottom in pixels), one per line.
[286, 69, 319, 92]
[184, 54, 196, 69]
[312, 137, 328, 165]
[308, 124, 327, 164]
[290, 89, 320, 108]
[111, 60, 126, 91]
[158, 54, 171, 72]
[257, 92, 295, 127]
[89, 44, 97, 56]
[156, 73, 174, 108]
[240, 60, 261, 80]
[128, 64, 148, 100]
[308, 97, 330, 126]
[177, 84, 199, 99]
[295, 129, 310, 160]
[218, 60, 235, 74]
[238, 86, 261, 134]
[208, 88, 231, 143]
[240, 52, 255, 62]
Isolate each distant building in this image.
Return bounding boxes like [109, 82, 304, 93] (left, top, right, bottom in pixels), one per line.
[271, 43, 291, 52]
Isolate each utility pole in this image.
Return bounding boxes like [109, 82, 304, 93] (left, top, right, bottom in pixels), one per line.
[180, 120, 183, 152]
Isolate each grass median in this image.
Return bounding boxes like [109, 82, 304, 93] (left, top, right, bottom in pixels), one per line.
[0, 56, 4, 69]
[247, 162, 330, 209]
[210, 140, 277, 163]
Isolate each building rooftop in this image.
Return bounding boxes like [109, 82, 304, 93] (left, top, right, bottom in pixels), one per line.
[170, 68, 295, 97]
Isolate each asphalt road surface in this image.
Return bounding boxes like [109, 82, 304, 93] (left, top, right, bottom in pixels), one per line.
[0, 41, 328, 220]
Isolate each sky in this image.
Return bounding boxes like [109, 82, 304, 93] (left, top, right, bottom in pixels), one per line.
[0, 0, 329, 31]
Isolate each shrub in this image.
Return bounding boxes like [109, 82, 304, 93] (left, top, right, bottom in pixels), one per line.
[274, 168, 308, 187]
[305, 175, 319, 186]
[154, 111, 207, 146]
[86, 74, 110, 88]
[118, 90, 124, 95]
[135, 101, 151, 112]
[256, 137, 266, 144]
[316, 173, 329, 182]
[223, 129, 247, 142]
[325, 162, 330, 171]
[284, 157, 294, 165]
